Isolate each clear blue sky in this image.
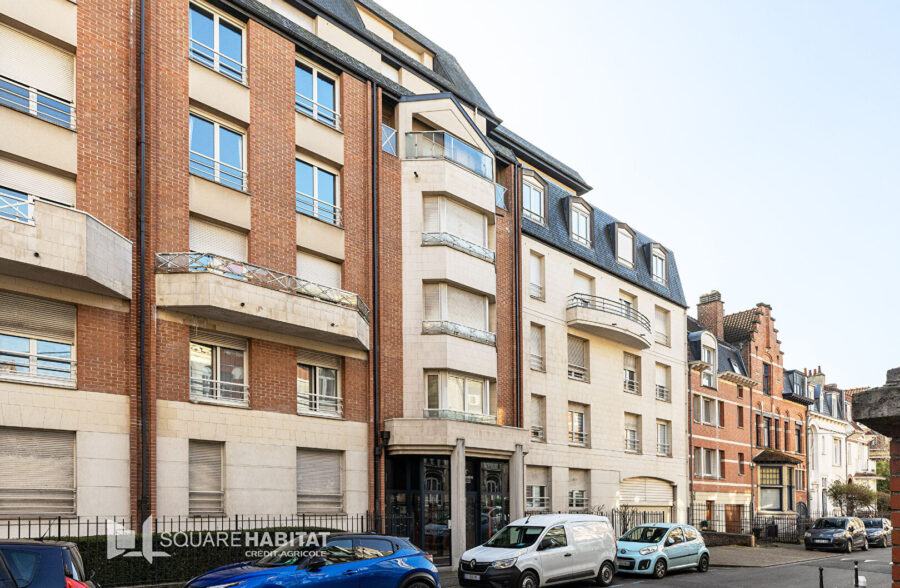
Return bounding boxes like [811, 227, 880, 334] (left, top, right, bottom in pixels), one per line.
[379, 0, 900, 388]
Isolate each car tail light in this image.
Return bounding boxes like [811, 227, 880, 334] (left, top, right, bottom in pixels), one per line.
[66, 579, 90, 588]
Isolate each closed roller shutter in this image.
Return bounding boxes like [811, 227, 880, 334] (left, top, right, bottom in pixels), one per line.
[297, 350, 340, 369]
[567, 336, 586, 370]
[0, 157, 75, 206]
[422, 283, 441, 321]
[422, 197, 439, 233]
[526, 465, 548, 487]
[190, 328, 247, 351]
[529, 254, 542, 287]
[189, 440, 224, 515]
[568, 468, 587, 490]
[620, 477, 673, 507]
[445, 199, 485, 246]
[447, 285, 486, 330]
[296, 251, 341, 288]
[572, 272, 592, 295]
[0, 427, 75, 516]
[529, 324, 543, 358]
[0, 291, 75, 342]
[529, 394, 544, 427]
[297, 448, 342, 513]
[189, 217, 247, 261]
[0, 24, 74, 100]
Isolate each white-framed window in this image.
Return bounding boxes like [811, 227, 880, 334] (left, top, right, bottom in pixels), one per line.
[422, 283, 490, 332]
[758, 466, 784, 511]
[297, 448, 343, 513]
[0, 292, 75, 387]
[657, 420, 671, 456]
[423, 196, 489, 248]
[651, 245, 667, 285]
[570, 201, 591, 246]
[297, 350, 341, 417]
[701, 447, 718, 478]
[568, 405, 587, 445]
[616, 225, 634, 267]
[526, 484, 549, 510]
[189, 2, 245, 82]
[0, 184, 36, 224]
[189, 332, 248, 407]
[189, 112, 246, 191]
[295, 60, 339, 129]
[189, 439, 224, 516]
[529, 322, 545, 371]
[530, 395, 546, 442]
[568, 489, 587, 509]
[655, 363, 671, 402]
[624, 413, 640, 453]
[529, 251, 544, 299]
[522, 181, 544, 223]
[296, 159, 339, 225]
[693, 446, 702, 477]
[567, 335, 588, 382]
[832, 438, 841, 466]
[654, 306, 670, 345]
[0, 427, 75, 515]
[623, 352, 640, 394]
[425, 371, 494, 420]
[701, 345, 716, 388]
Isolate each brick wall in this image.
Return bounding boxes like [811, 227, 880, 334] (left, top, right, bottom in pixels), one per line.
[76, 305, 132, 395]
[155, 319, 189, 403]
[494, 163, 518, 427]
[249, 339, 296, 414]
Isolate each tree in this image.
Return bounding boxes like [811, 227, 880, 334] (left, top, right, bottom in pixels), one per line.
[876, 461, 890, 494]
[825, 481, 876, 515]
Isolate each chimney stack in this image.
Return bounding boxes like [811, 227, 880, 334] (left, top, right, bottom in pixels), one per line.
[697, 291, 724, 339]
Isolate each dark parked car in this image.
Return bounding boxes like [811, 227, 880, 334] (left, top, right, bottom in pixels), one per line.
[0, 539, 98, 587]
[804, 517, 868, 553]
[862, 518, 892, 548]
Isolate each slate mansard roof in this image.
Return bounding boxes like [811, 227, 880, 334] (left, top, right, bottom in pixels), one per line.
[686, 317, 749, 376]
[522, 182, 687, 308]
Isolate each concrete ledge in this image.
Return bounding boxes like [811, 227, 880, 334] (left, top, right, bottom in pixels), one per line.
[702, 530, 755, 547]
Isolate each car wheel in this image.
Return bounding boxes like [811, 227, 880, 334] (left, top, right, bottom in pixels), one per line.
[652, 559, 667, 579]
[862, 539, 869, 551]
[596, 561, 615, 586]
[519, 570, 539, 588]
[404, 582, 432, 588]
[845, 540, 852, 553]
[697, 554, 709, 573]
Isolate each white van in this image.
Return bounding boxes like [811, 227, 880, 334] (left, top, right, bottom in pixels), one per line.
[457, 514, 617, 588]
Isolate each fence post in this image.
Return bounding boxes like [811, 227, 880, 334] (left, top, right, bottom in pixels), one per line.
[853, 560, 859, 587]
[819, 567, 823, 588]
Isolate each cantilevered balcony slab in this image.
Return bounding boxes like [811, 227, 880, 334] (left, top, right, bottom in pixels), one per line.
[0, 199, 132, 298]
[565, 294, 651, 350]
[155, 253, 369, 350]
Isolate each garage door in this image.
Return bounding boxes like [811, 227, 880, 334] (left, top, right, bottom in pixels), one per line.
[620, 477, 673, 507]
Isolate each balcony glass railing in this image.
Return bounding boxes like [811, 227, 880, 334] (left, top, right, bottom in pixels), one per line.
[423, 408, 496, 424]
[406, 131, 493, 181]
[567, 293, 652, 333]
[381, 123, 397, 156]
[156, 252, 370, 321]
[421, 320, 496, 346]
[0, 187, 33, 224]
[0, 75, 74, 129]
[190, 377, 249, 407]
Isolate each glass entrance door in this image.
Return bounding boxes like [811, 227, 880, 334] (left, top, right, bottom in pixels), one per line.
[386, 456, 451, 565]
[465, 458, 510, 549]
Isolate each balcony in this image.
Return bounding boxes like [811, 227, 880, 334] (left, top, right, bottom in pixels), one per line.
[406, 131, 493, 181]
[422, 320, 496, 347]
[155, 252, 370, 350]
[421, 232, 495, 263]
[423, 408, 496, 425]
[0, 197, 132, 298]
[566, 294, 652, 350]
[655, 385, 671, 402]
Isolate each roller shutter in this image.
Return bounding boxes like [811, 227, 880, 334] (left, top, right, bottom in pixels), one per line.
[567, 336, 586, 370]
[189, 440, 224, 515]
[572, 272, 592, 295]
[190, 328, 247, 351]
[297, 251, 341, 288]
[0, 157, 75, 206]
[526, 465, 548, 487]
[422, 197, 439, 233]
[297, 350, 340, 369]
[620, 477, 673, 507]
[0, 291, 75, 342]
[447, 285, 486, 330]
[297, 448, 342, 513]
[0, 427, 75, 516]
[422, 283, 441, 321]
[445, 199, 485, 246]
[0, 24, 74, 100]
[189, 217, 247, 261]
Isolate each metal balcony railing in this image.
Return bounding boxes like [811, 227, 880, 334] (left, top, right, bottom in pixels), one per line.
[423, 408, 497, 424]
[655, 331, 670, 345]
[529, 282, 544, 299]
[567, 293, 652, 332]
[421, 320, 496, 346]
[405, 131, 493, 181]
[655, 384, 671, 402]
[0, 351, 75, 383]
[0, 188, 33, 224]
[0, 75, 75, 129]
[295, 93, 341, 131]
[568, 494, 588, 509]
[421, 232, 495, 263]
[381, 123, 397, 155]
[190, 377, 249, 407]
[624, 379, 640, 395]
[526, 496, 550, 509]
[189, 150, 247, 192]
[296, 191, 342, 227]
[156, 252, 370, 321]
[529, 353, 545, 372]
[657, 442, 672, 456]
[568, 364, 588, 382]
[297, 390, 342, 417]
[569, 430, 588, 445]
[189, 38, 246, 84]
[530, 425, 545, 441]
[625, 436, 641, 453]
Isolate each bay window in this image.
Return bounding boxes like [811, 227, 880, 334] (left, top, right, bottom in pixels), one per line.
[424, 371, 494, 422]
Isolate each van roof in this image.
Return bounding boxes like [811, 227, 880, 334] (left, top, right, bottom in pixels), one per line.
[509, 514, 610, 527]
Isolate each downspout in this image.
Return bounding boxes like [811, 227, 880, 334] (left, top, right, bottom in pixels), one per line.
[513, 163, 522, 428]
[687, 365, 694, 507]
[370, 82, 382, 527]
[137, 0, 149, 523]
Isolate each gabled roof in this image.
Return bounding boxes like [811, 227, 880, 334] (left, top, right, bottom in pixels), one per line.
[490, 126, 591, 193]
[686, 317, 749, 377]
[753, 449, 803, 465]
[723, 308, 760, 344]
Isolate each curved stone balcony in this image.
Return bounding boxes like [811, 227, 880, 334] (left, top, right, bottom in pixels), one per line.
[565, 293, 652, 350]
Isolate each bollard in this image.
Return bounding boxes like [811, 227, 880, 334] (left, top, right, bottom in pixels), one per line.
[818, 567, 823, 588]
[854, 560, 859, 587]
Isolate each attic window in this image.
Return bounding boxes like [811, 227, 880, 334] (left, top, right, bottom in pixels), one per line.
[616, 225, 635, 268]
[570, 201, 590, 246]
[651, 245, 666, 285]
[729, 358, 741, 374]
[522, 179, 544, 224]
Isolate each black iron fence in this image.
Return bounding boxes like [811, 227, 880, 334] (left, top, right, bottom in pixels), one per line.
[0, 513, 412, 587]
[687, 504, 892, 543]
[523, 507, 670, 536]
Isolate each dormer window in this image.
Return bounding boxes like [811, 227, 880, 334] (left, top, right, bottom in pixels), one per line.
[522, 180, 544, 224]
[570, 201, 590, 246]
[651, 245, 667, 285]
[616, 225, 635, 268]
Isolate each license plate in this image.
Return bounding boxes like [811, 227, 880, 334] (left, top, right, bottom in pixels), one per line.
[617, 559, 633, 569]
[815, 539, 829, 543]
[463, 573, 480, 581]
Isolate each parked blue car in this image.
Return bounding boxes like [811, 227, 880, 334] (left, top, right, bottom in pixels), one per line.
[615, 523, 710, 579]
[186, 534, 439, 588]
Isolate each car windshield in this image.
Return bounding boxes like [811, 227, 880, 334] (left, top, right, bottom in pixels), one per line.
[485, 526, 544, 548]
[813, 518, 848, 530]
[863, 519, 882, 529]
[620, 526, 669, 543]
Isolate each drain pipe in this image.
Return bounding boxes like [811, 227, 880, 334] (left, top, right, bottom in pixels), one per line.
[137, 0, 149, 523]
[370, 82, 382, 528]
[512, 163, 522, 428]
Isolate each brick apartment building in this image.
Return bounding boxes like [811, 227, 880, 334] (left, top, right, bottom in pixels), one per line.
[691, 292, 812, 516]
[0, 0, 638, 565]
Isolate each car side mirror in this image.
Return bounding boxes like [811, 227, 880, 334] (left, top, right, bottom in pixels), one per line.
[539, 538, 553, 551]
[308, 556, 327, 571]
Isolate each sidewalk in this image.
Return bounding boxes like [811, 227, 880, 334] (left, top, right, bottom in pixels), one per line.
[709, 543, 843, 567]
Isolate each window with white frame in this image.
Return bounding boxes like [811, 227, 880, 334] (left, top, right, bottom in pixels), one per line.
[567, 335, 588, 382]
[568, 404, 587, 445]
[0, 185, 32, 223]
[759, 466, 783, 511]
[616, 226, 634, 267]
[189, 3, 245, 82]
[528, 251, 544, 299]
[624, 413, 640, 453]
[623, 352, 640, 394]
[189, 113, 245, 191]
[522, 181, 544, 223]
[654, 306, 670, 345]
[568, 489, 587, 509]
[297, 350, 341, 417]
[832, 438, 841, 466]
[422, 283, 490, 333]
[657, 420, 671, 456]
[0, 427, 75, 515]
[423, 196, 489, 248]
[530, 394, 546, 441]
[425, 371, 494, 420]
[296, 159, 339, 225]
[655, 363, 671, 402]
[295, 61, 339, 128]
[526, 485, 548, 510]
[701, 447, 718, 478]
[651, 246, 667, 284]
[570, 201, 590, 246]
[189, 332, 248, 407]
[297, 448, 343, 513]
[189, 439, 224, 515]
[0, 292, 75, 386]
[568, 469, 588, 508]
[693, 446, 702, 477]
[529, 323, 545, 371]
[701, 345, 716, 388]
